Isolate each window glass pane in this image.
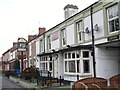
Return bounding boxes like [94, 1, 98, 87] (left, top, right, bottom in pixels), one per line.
[77, 21, 83, 41]
[115, 18, 119, 31]
[72, 53, 75, 58]
[108, 7, 113, 19]
[44, 57, 46, 61]
[61, 30, 64, 37]
[47, 36, 51, 49]
[63, 38, 66, 45]
[49, 62, 52, 71]
[108, 4, 118, 19]
[83, 51, 89, 58]
[65, 53, 67, 59]
[65, 61, 67, 72]
[83, 60, 90, 73]
[68, 53, 71, 59]
[77, 60, 80, 73]
[61, 29, 66, 45]
[46, 57, 47, 61]
[46, 62, 48, 70]
[76, 51, 80, 58]
[69, 61, 75, 72]
[114, 5, 118, 17]
[78, 32, 81, 41]
[109, 20, 115, 32]
[41, 63, 45, 70]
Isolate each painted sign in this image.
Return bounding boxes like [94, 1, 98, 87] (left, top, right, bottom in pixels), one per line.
[51, 31, 59, 41]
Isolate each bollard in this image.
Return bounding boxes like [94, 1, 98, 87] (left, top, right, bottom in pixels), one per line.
[60, 76, 62, 86]
[49, 72, 52, 86]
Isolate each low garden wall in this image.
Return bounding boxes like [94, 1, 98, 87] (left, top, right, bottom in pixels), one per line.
[72, 74, 120, 90]
[10, 76, 37, 88]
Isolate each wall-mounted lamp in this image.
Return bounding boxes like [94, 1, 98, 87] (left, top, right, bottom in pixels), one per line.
[66, 45, 70, 48]
[94, 24, 99, 31]
[52, 49, 55, 52]
[55, 54, 58, 59]
[85, 27, 90, 34]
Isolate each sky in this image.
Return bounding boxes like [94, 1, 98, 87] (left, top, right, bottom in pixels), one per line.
[0, 0, 98, 56]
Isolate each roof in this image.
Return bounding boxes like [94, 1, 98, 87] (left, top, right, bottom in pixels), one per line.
[37, 44, 92, 57]
[2, 49, 10, 55]
[28, 1, 99, 44]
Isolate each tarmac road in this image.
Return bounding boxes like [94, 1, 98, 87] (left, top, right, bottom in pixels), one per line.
[1, 75, 24, 90]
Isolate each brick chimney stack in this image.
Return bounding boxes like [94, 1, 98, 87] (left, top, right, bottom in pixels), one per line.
[13, 42, 17, 47]
[28, 35, 37, 41]
[38, 27, 46, 35]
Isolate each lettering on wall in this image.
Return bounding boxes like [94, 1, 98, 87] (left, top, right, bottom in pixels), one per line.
[51, 31, 59, 41]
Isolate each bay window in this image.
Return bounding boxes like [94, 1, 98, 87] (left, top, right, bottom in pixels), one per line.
[40, 56, 52, 71]
[64, 50, 91, 74]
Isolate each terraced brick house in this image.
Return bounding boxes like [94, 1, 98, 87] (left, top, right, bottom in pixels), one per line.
[2, 49, 10, 71]
[28, 27, 46, 68]
[2, 38, 28, 72]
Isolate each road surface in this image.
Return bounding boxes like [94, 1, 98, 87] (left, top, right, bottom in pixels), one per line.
[1, 75, 25, 90]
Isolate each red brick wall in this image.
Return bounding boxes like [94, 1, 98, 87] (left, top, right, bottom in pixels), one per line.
[38, 27, 46, 35]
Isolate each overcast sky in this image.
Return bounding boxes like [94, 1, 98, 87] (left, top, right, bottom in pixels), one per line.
[0, 0, 98, 56]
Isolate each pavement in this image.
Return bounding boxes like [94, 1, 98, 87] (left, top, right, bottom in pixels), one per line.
[2, 75, 72, 90]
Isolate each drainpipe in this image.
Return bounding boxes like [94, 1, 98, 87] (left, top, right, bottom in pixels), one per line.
[90, 5, 96, 77]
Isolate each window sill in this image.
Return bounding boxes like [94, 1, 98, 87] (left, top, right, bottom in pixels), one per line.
[108, 30, 120, 35]
[64, 72, 92, 76]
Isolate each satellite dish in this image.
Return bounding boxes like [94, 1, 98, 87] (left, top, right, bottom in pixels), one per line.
[94, 24, 99, 31]
[85, 27, 89, 34]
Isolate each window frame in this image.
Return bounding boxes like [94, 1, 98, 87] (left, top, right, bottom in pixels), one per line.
[107, 4, 119, 33]
[64, 50, 91, 75]
[40, 39, 44, 52]
[61, 29, 66, 46]
[76, 20, 83, 42]
[47, 35, 51, 50]
[40, 56, 53, 72]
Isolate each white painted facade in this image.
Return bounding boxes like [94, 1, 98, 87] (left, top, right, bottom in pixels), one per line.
[66, 24, 75, 45]
[84, 10, 104, 41]
[95, 47, 120, 79]
[36, 38, 40, 68]
[27, 1, 120, 82]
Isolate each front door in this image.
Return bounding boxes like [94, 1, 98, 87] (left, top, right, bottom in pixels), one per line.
[53, 56, 58, 78]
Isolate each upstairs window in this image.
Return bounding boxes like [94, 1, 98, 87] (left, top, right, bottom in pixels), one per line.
[47, 35, 51, 50]
[107, 4, 119, 33]
[61, 29, 66, 46]
[64, 50, 91, 74]
[40, 39, 44, 52]
[76, 21, 83, 42]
